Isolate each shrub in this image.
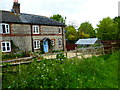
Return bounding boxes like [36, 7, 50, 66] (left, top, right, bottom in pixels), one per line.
[2, 51, 30, 60]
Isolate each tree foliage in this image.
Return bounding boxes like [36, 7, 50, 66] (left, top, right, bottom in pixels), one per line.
[96, 17, 118, 40]
[65, 25, 77, 43]
[78, 22, 96, 38]
[50, 14, 66, 24]
[113, 16, 120, 40]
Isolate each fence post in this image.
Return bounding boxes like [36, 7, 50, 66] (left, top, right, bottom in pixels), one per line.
[90, 46, 93, 56]
[75, 49, 78, 58]
[65, 51, 67, 58]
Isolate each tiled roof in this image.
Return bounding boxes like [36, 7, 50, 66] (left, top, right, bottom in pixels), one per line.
[0, 10, 65, 26]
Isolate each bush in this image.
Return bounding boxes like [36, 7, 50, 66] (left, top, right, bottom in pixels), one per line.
[56, 53, 67, 61]
[2, 51, 30, 60]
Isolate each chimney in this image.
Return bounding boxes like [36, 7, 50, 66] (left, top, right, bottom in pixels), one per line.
[12, 0, 20, 14]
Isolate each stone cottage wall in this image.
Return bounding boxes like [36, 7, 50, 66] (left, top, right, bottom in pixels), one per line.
[0, 23, 32, 53]
[33, 25, 65, 51]
[0, 24, 66, 53]
[11, 24, 32, 52]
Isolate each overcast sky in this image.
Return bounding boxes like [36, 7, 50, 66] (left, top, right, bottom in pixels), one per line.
[0, 0, 119, 28]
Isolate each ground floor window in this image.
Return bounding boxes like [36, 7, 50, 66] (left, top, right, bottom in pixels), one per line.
[1, 41, 11, 52]
[51, 40, 55, 46]
[33, 40, 40, 49]
[58, 39, 62, 47]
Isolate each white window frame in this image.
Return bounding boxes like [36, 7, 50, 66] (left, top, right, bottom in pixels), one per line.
[51, 40, 55, 46]
[0, 23, 10, 34]
[33, 40, 40, 49]
[58, 27, 62, 34]
[32, 25, 40, 34]
[1, 41, 11, 52]
[58, 39, 62, 47]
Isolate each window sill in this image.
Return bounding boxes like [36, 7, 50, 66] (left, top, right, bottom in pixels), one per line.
[2, 51, 11, 53]
[34, 48, 41, 50]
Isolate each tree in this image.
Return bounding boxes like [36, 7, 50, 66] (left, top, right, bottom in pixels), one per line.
[113, 16, 120, 40]
[50, 14, 66, 24]
[96, 17, 118, 40]
[78, 22, 96, 38]
[65, 25, 77, 43]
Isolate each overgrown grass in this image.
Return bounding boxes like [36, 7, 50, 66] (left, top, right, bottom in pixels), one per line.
[2, 51, 119, 88]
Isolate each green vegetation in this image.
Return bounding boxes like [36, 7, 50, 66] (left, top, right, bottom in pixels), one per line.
[65, 25, 77, 43]
[78, 21, 96, 38]
[96, 17, 118, 40]
[50, 14, 119, 43]
[2, 51, 30, 60]
[2, 51, 119, 88]
[50, 14, 66, 24]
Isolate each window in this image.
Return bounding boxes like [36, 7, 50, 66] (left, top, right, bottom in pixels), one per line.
[58, 39, 62, 47]
[51, 40, 55, 46]
[33, 25, 39, 34]
[33, 40, 40, 49]
[58, 27, 62, 34]
[0, 23, 10, 34]
[1, 41, 11, 52]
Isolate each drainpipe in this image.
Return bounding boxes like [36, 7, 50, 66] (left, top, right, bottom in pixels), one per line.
[30, 24, 34, 52]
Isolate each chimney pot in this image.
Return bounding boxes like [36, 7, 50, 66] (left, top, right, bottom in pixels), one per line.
[14, 0, 18, 3]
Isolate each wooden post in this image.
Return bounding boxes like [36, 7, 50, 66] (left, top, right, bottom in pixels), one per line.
[76, 50, 78, 58]
[65, 51, 67, 58]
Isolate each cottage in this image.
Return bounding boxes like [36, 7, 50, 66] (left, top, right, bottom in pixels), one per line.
[0, 0, 66, 53]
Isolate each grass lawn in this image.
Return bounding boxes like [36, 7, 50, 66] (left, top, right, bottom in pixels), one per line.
[2, 50, 119, 88]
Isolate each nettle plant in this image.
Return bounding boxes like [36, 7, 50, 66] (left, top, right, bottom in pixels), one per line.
[56, 53, 67, 60]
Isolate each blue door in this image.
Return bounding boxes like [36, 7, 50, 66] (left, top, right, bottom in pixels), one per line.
[43, 41, 49, 53]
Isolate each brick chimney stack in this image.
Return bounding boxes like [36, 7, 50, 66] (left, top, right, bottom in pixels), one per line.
[12, 0, 20, 14]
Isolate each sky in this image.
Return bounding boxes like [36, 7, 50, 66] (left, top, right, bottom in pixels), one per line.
[0, 0, 119, 28]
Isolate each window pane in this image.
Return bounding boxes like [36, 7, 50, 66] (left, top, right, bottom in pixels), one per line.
[6, 43, 10, 47]
[6, 25, 9, 33]
[2, 47, 6, 51]
[33, 27, 36, 33]
[59, 39, 62, 46]
[34, 41, 36, 48]
[2, 43, 5, 46]
[7, 47, 10, 50]
[51, 40, 54, 46]
[37, 41, 40, 48]
[36, 27, 39, 33]
[2, 25, 6, 33]
[59, 30, 61, 33]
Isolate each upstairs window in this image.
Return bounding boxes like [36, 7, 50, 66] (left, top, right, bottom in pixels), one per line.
[1, 41, 11, 52]
[33, 40, 40, 49]
[32, 25, 39, 34]
[0, 23, 10, 34]
[58, 27, 62, 34]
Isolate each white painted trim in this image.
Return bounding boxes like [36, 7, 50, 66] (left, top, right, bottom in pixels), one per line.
[0, 23, 10, 34]
[33, 40, 40, 49]
[1, 41, 11, 52]
[32, 25, 40, 34]
[58, 27, 62, 34]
